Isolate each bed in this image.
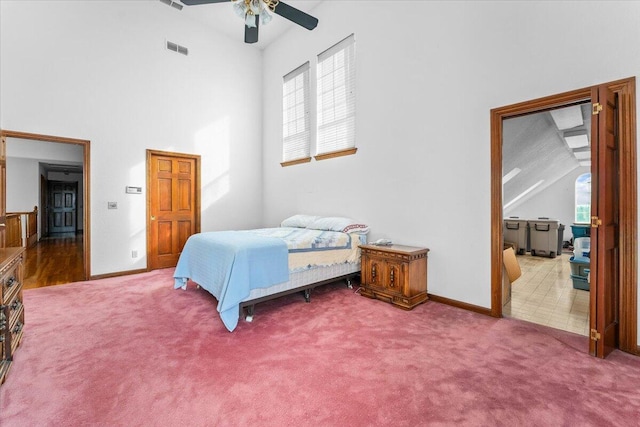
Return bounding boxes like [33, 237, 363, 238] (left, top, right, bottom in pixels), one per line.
[173, 215, 369, 331]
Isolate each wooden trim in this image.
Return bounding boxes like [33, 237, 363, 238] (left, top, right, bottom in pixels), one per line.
[90, 268, 149, 281]
[608, 78, 638, 355]
[280, 157, 312, 167]
[0, 130, 90, 146]
[490, 77, 637, 355]
[6, 210, 36, 215]
[6, 207, 38, 248]
[428, 294, 493, 317]
[0, 129, 91, 280]
[313, 147, 357, 161]
[4, 214, 21, 248]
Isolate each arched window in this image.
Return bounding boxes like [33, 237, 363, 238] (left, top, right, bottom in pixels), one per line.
[575, 173, 591, 223]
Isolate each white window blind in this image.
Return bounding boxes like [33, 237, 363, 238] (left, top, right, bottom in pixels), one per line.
[282, 62, 310, 162]
[316, 34, 356, 155]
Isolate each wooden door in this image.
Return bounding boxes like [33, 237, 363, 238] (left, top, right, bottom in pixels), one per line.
[147, 151, 200, 270]
[589, 85, 619, 358]
[48, 181, 77, 234]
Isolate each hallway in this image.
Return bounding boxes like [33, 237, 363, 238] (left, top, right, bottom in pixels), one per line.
[23, 233, 84, 289]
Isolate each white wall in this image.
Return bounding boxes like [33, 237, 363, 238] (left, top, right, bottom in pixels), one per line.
[2, 1, 640, 342]
[507, 166, 591, 237]
[261, 1, 640, 330]
[1, 1, 264, 275]
[5, 157, 39, 213]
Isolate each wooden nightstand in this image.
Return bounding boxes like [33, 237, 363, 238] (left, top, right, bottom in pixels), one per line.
[359, 244, 429, 310]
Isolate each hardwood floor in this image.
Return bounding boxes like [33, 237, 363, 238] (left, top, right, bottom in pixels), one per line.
[23, 233, 85, 289]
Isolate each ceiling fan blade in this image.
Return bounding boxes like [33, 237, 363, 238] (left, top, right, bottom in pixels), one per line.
[181, 0, 230, 5]
[245, 16, 259, 44]
[272, 2, 318, 30]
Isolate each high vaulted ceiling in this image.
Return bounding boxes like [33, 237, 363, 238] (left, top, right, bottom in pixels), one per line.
[169, 0, 323, 49]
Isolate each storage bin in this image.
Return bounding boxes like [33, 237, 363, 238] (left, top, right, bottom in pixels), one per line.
[503, 218, 528, 255]
[571, 275, 590, 291]
[557, 224, 565, 256]
[529, 218, 560, 258]
[571, 224, 591, 239]
[573, 237, 591, 258]
[570, 256, 590, 277]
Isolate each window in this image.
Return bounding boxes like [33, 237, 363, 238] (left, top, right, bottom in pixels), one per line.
[282, 62, 311, 165]
[316, 34, 356, 159]
[575, 172, 591, 223]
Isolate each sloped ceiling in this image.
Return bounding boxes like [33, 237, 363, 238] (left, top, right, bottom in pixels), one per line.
[503, 102, 591, 212]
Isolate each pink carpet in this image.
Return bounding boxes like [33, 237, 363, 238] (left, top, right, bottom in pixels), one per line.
[2, 268, 640, 426]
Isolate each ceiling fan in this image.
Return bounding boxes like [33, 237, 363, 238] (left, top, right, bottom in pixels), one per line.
[181, 0, 319, 44]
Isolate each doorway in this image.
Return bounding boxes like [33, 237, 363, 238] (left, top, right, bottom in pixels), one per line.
[0, 130, 91, 281]
[48, 181, 78, 234]
[490, 78, 637, 356]
[146, 149, 200, 270]
[501, 102, 592, 336]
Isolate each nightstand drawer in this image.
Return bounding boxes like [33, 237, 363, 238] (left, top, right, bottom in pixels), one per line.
[1, 265, 21, 300]
[0, 248, 25, 387]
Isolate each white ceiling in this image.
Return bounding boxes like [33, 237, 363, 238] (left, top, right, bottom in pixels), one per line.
[175, 0, 323, 49]
[502, 102, 592, 212]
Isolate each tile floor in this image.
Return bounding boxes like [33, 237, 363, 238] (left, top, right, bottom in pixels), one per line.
[503, 252, 590, 336]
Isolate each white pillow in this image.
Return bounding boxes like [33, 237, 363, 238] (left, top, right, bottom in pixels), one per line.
[280, 214, 323, 228]
[307, 217, 370, 234]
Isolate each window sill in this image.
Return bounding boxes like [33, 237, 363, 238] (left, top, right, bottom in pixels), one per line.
[281, 157, 312, 167]
[314, 147, 357, 161]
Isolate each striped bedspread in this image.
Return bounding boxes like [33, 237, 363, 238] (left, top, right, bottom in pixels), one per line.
[241, 227, 364, 271]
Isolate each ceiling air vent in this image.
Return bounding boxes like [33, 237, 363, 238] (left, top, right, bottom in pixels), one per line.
[166, 40, 189, 56]
[159, 0, 183, 11]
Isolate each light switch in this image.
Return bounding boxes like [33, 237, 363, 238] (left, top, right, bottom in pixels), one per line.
[126, 186, 142, 194]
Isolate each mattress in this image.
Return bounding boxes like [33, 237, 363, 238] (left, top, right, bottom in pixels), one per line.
[243, 261, 361, 302]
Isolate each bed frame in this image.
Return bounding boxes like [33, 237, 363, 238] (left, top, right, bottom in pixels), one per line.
[239, 262, 360, 322]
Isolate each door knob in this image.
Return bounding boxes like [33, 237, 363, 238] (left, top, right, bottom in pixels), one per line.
[151, 216, 156, 220]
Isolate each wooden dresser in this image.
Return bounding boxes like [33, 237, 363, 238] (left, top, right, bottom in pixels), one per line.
[0, 247, 25, 385]
[359, 244, 429, 310]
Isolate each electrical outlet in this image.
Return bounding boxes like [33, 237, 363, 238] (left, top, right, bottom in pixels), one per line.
[132, 250, 138, 258]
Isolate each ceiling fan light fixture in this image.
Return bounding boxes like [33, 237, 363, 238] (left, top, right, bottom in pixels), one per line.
[261, 8, 272, 24]
[245, 13, 257, 27]
[233, 0, 266, 28]
[233, 2, 245, 18]
[183, 0, 317, 43]
[248, 0, 262, 15]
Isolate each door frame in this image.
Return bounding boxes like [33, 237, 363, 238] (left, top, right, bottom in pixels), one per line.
[490, 77, 637, 355]
[0, 129, 91, 280]
[146, 149, 201, 270]
[40, 174, 48, 238]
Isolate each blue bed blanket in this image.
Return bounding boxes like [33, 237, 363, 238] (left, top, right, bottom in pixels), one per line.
[173, 231, 289, 331]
